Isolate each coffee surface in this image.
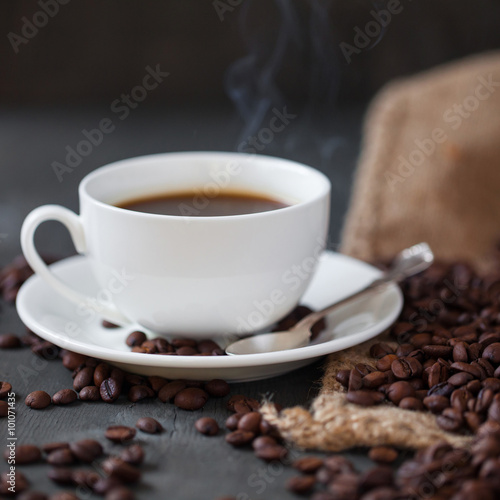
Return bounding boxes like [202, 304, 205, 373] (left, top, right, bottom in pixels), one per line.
[116, 190, 288, 216]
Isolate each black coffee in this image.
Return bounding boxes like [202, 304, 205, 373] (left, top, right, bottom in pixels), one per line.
[116, 190, 289, 216]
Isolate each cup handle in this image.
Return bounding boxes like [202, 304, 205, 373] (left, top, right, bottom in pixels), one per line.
[21, 205, 129, 326]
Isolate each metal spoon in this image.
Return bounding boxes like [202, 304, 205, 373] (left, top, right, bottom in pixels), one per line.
[225, 242, 434, 355]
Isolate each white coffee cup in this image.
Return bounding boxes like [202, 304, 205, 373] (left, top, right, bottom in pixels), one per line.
[21, 152, 330, 338]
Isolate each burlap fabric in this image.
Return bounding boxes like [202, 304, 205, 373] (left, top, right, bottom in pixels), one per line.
[261, 52, 500, 452]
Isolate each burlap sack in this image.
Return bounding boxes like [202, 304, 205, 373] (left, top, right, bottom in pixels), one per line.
[262, 51, 500, 452]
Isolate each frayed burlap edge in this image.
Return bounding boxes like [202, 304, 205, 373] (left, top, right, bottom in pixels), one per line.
[261, 336, 472, 452]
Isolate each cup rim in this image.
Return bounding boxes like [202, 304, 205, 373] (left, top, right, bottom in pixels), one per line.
[79, 151, 331, 220]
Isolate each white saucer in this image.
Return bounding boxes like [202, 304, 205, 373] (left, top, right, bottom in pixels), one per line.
[16, 252, 403, 382]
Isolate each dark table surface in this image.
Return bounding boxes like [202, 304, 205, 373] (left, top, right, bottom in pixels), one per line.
[0, 104, 377, 499]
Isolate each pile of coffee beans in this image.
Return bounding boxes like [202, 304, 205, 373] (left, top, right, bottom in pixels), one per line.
[121, 304, 326, 357]
[1, 428, 155, 499]
[335, 261, 500, 435]
[125, 330, 226, 356]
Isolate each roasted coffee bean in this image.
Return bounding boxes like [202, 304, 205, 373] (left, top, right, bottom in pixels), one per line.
[488, 397, 500, 422]
[105, 425, 136, 443]
[252, 436, 278, 450]
[448, 372, 474, 387]
[226, 394, 247, 412]
[348, 368, 363, 391]
[436, 407, 464, 432]
[5, 444, 41, 464]
[0, 401, 8, 417]
[409, 333, 433, 348]
[335, 369, 351, 388]
[360, 465, 394, 490]
[346, 390, 385, 406]
[0, 333, 21, 348]
[370, 343, 394, 359]
[451, 361, 482, 379]
[376, 354, 398, 372]
[427, 362, 443, 388]
[174, 388, 209, 411]
[369, 446, 398, 463]
[176, 346, 198, 356]
[453, 342, 469, 363]
[362, 371, 386, 389]
[73, 366, 94, 392]
[392, 322, 414, 339]
[158, 381, 186, 403]
[475, 388, 494, 413]
[195, 417, 219, 436]
[450, 388, 473, 412]
[105, 487, 135, 500]
[477, 358, 494, 377]
[71, 469, 100, 488]
[225, 430, 255, 447]
[237, 412, 262, 433]
[148, 376, 168, 393]
[93, 363, 111, 387]
[42, 442, 69, 454]
[482, 377, 500, 392]
[0, 381, 12, 398]
[31, 340, 59, 359]
[79, 385, 101, 401]
[467, 379, 482, 395]
[52, 389, 77, 405]
[0, 470, 28, 494]
[120, 444, 145, 466]
[225, 413, 243, 430]
[327, 472, 360, 498]
[254, 445, 288, 462]
[286, 475, 316, 494]
[399, 396, 424, 411]
[292, 456, 324, 473]
[482, 342, 500, 363]
[62, 351, 87, 370]
[136, 417, 163, 434]
[126, 331, 147, 347]
[69, 439, 103, 463]
[423, 395, 450, 413]
[125, 373, 148, 386]
[464, 411, 484, 432]
[391, 357, 422, 379]
[396, 343, 414, 358]
[92, 477, 124, 495]
[102, 320, 120, 328]
[233, 400, 252, 414]
[204, 379, 230, 398]
[171, 338, 198, 348]
[102, 457, 141, 483]
[47, 448, 75, 466]
[47, 467, 75, 485]
[427, 381, 454, 397]
[100, 378, 121, 403]
[25, 390, 51, 409]
[468, 342, 483, 361]
[197, 340, 221, 353]
[128, 385, 155, 403]
[422, 345, 453, 358]
[386, 381, 415, 405]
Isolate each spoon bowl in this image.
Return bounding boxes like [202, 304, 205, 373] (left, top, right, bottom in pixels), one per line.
[225, 243, 434, 355]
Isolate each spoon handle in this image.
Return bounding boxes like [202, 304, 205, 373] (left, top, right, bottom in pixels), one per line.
[290, 279, 391, 333]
